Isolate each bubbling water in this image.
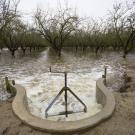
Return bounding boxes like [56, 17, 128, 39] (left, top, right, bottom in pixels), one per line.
[26, 72, 103, 121]
[0, 49, 126, 121]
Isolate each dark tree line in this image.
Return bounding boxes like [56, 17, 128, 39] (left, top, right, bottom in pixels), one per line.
[0, 0, 46, 57]
[0, 0, 135, 58]
[34, 1, 135, 58]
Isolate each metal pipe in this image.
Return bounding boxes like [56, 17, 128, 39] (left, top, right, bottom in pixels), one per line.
[65, 72, 67, 87]
[65, 87, 68, 117]
[104, 66, 107, 78]
[46, 110, 85, 117]
[45, 72, 87, 118]
[45, 88, 64, 118]
[104, 66, 107, 85]
[64, 72, 68, 117]
[49, 66, 52, 72]
[12, 80, 15, 85]
[67, 88, 87, 112]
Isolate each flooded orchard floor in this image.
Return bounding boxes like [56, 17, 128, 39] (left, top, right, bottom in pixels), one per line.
[0, 48, 127, 121]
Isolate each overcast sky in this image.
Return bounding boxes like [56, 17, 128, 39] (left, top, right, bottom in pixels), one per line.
[18, 0, 132, 22]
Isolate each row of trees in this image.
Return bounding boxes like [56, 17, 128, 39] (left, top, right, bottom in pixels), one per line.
[34, 1, 135, 58]
[0, 0, 46, 57]
[0, 0, 135, 58]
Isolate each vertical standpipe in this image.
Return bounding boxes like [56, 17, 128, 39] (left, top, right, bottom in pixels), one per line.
[45, 72, 87, 118]
[104, 66, 107, 85]
[64, 72, 68, 117]
[49, 66, 52, 72]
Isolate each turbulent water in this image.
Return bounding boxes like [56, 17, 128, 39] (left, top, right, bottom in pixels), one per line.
[0, 48, 127, 121]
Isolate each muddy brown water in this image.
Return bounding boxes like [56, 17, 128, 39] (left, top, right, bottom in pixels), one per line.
[0, 48, 131, 121]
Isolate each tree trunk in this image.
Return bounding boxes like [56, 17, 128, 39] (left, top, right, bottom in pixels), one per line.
[58, 50, 61, 57]
[29, 47, 32, 52]
[95, 46, 100, 56]
[75, 45, 78, 53]
[11, 50, 15, 57]
[123, 50, 128, 59]
[22, 49, 26, 55]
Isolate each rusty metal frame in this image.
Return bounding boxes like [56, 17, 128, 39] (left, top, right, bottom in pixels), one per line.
[45, 72, 87, 118]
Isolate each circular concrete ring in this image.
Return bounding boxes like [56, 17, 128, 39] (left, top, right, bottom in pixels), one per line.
[10, 78, 115, 133]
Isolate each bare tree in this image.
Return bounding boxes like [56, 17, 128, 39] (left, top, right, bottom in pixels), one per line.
[1, 0, 21, 57]
[34, 7, 79, 56]
[0, 0, 20, 34]
[108, 2, 135, 58]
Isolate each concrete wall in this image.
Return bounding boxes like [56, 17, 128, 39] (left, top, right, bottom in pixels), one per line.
[8, 78, 115, 133]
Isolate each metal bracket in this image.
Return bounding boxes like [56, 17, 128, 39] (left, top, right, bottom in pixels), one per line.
[45, 72, 87, 118]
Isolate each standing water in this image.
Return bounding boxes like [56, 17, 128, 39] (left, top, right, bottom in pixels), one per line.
[0, 48, 126, 121]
